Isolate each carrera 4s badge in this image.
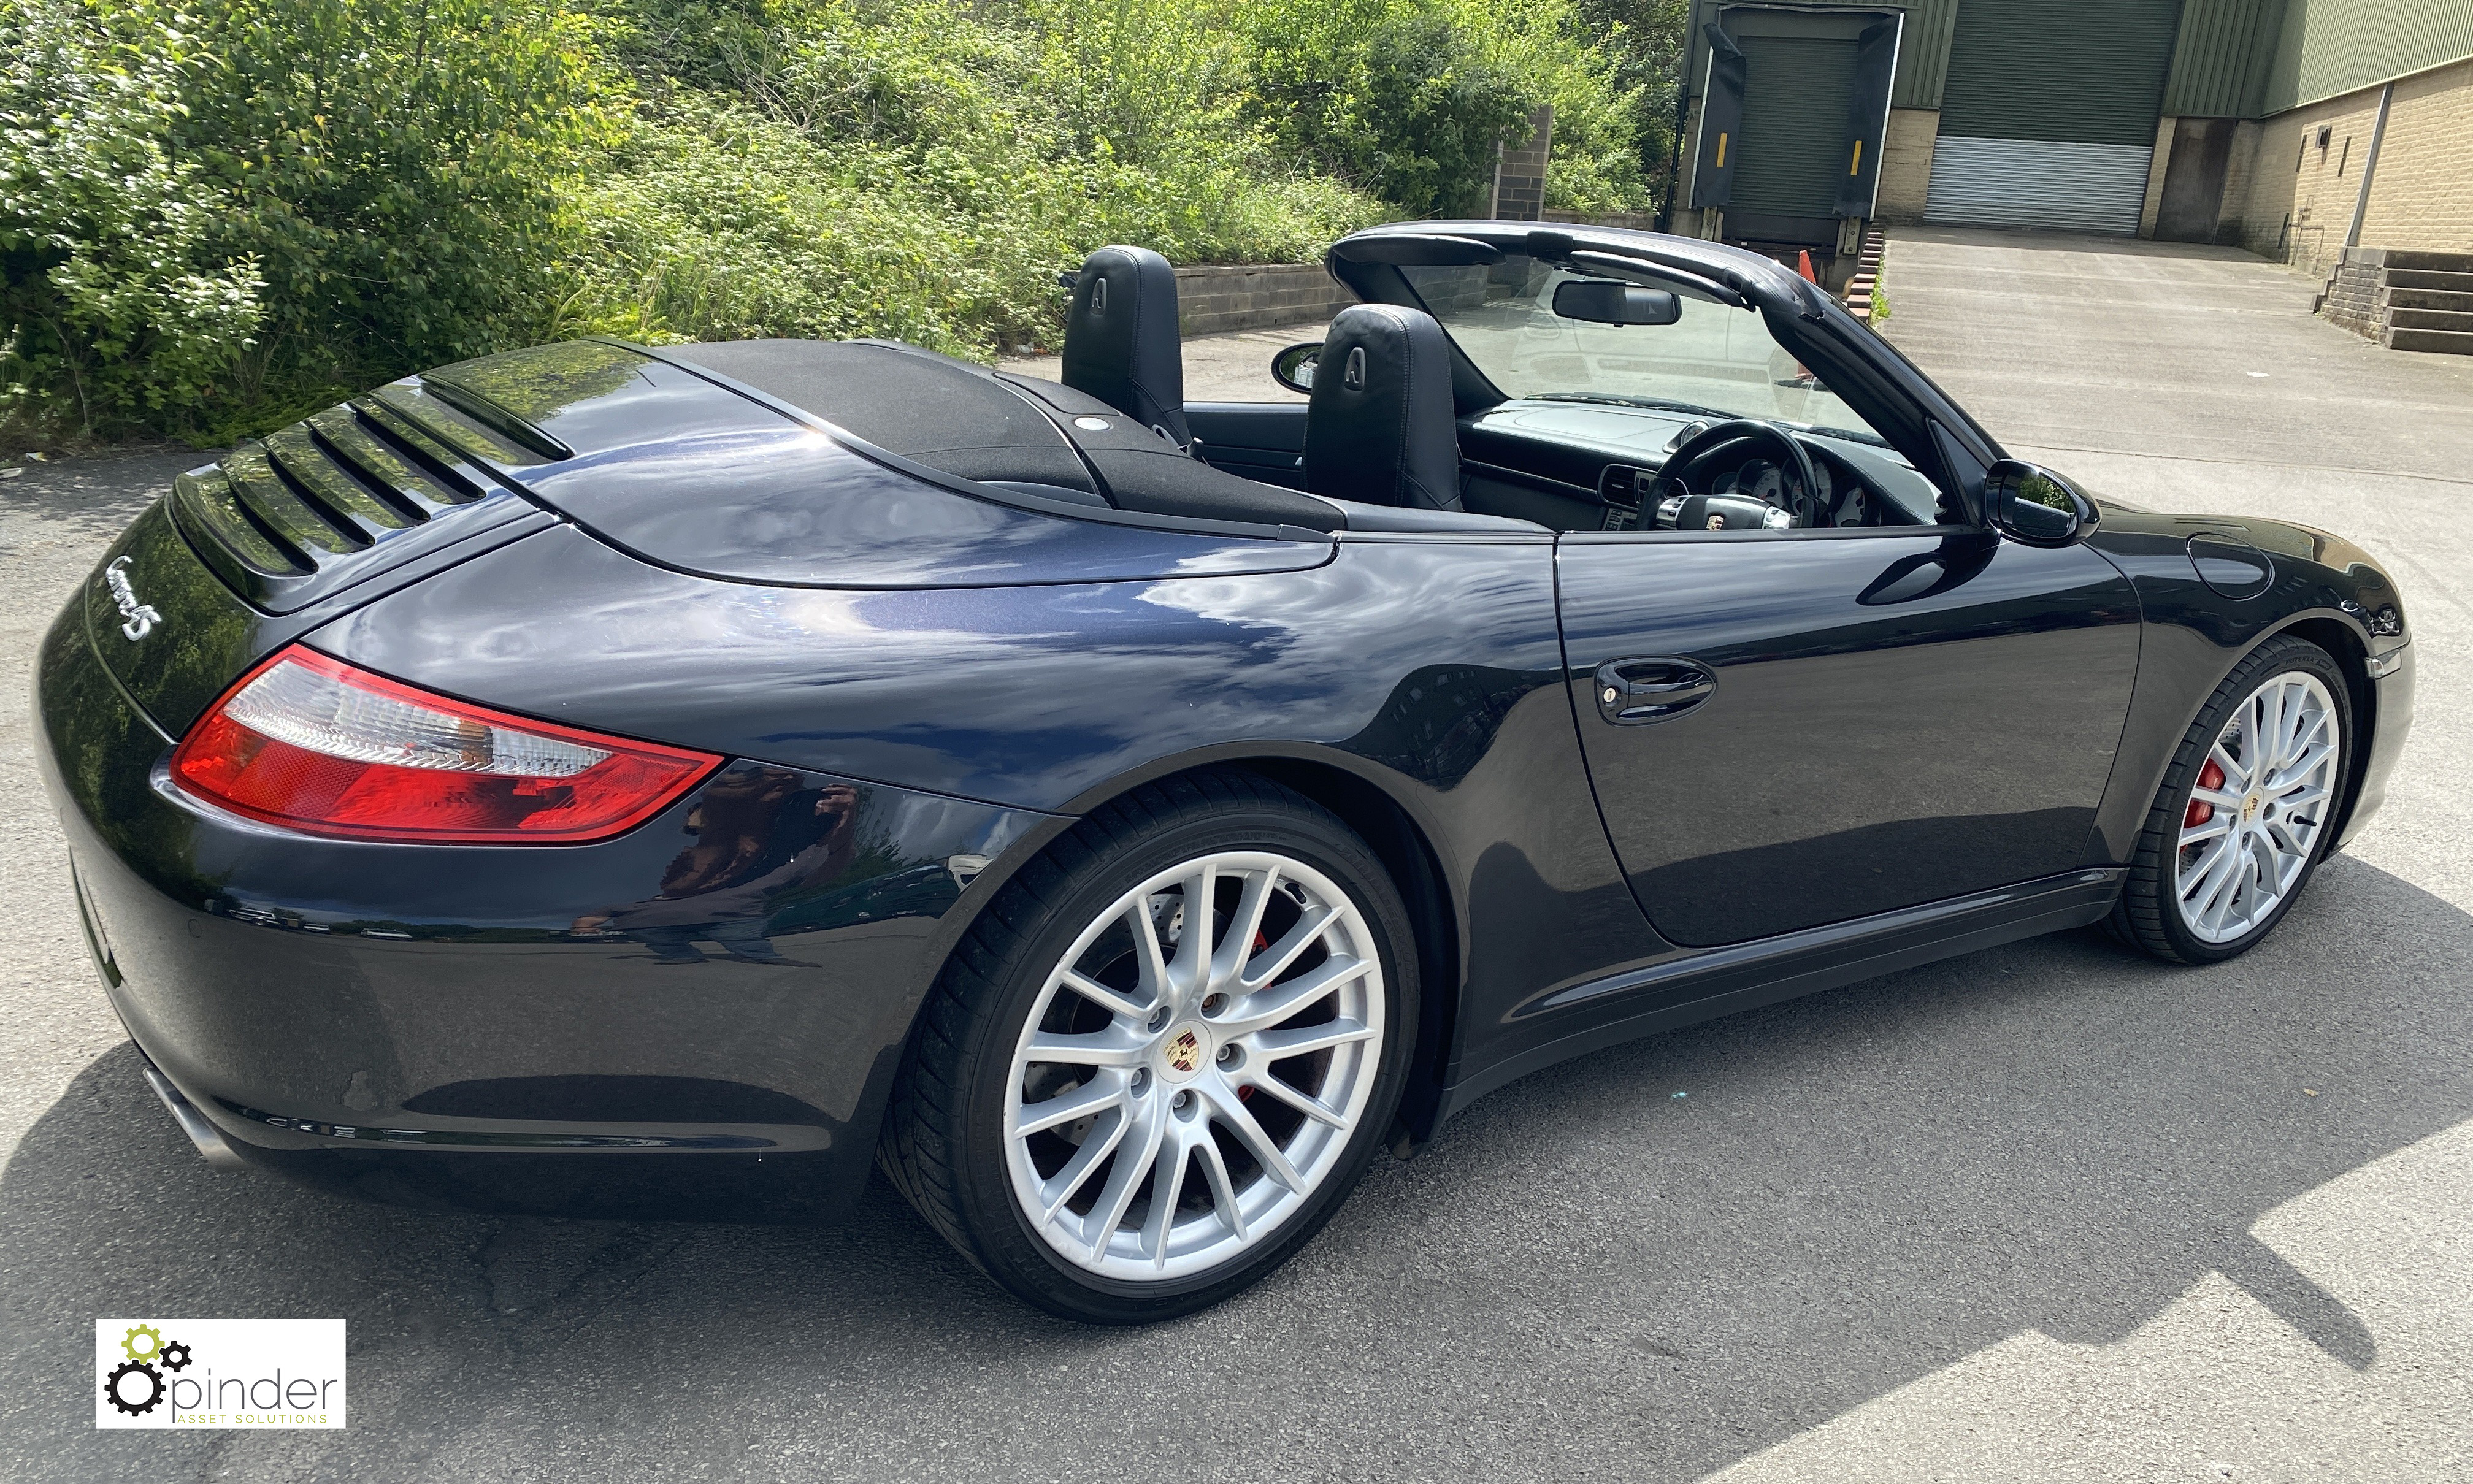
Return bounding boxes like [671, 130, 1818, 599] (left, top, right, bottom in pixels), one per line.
[104, 557, 161, 641]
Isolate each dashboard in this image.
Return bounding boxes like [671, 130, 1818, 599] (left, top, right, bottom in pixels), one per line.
[1455, 399, 1945, 533]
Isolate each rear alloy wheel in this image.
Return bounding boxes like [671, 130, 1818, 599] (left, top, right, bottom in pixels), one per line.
[881, 773, 1414, 1323]
[2114, 637, 2351, 963]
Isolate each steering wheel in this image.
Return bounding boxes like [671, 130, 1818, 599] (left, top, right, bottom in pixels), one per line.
[1649, 418, 1823, 531]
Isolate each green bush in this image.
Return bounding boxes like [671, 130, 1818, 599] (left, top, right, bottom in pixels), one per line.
[5, 0, 603, 442]
[173, 0, 611, 438]
[3, 0, 1677, 443]
[569, 1, 1383, 354]
[1, 1, 263, 437]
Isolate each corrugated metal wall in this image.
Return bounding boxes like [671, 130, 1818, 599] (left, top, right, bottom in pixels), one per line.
[1938, 0, 2183, 145]
[2162, 0, 2288, 116]
[1684, 1, 1960, 110]
[2260, 0, 2473, 111]
[1683, 0, 2473, 124]
[1888, 0, 1960, 108]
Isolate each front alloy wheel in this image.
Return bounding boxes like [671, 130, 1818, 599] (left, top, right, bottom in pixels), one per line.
[881, 772, 1414, 1323]
[2114, 635, 2352, 963]
[2172, 670, 2342, 944]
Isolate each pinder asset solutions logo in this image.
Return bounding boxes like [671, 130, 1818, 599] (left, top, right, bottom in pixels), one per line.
[96, 1319, 345, 1429]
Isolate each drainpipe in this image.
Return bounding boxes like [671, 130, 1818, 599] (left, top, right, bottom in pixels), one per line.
[2341, 83, 2393, 252]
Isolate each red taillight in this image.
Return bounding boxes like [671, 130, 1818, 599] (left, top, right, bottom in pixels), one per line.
[171, 646, 721, 844]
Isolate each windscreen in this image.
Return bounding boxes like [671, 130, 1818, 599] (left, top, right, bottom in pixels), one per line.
[1399, 255, 1885, 445]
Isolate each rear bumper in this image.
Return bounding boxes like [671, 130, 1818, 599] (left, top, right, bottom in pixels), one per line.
[35, 595, 1052, 1220]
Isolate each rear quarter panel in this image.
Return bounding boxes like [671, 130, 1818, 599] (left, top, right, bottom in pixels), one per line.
[313, 526, 1668, 1085]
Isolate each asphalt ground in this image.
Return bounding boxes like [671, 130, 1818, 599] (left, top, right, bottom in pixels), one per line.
[2, 228, 2468, 1481]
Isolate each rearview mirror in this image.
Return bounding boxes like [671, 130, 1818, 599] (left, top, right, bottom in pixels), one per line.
[1551, 280, 1682, 326]
[1984, 459, 2096, 546]
[1271, 342, 1321, 394]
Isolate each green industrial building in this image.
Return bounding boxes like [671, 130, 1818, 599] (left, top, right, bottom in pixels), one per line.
[1671, 0, 2473, 284]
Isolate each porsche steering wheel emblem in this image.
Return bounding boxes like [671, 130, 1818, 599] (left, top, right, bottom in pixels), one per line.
[1164, 1027, 1203, 1076]
[1704, 513, 1726, 530]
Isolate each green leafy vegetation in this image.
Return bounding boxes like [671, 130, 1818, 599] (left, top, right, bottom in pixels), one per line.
[3, 0, 1678, 444]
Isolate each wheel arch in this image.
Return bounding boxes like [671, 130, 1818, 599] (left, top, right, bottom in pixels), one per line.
[902, 745, 1468, 1156]
[2261, 613, 2378, 844]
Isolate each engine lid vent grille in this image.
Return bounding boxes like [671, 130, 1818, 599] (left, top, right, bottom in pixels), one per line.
[170, 395, 542, 614]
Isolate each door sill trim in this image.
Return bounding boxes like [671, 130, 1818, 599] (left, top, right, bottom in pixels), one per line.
[1435, 866, 2123, 1128]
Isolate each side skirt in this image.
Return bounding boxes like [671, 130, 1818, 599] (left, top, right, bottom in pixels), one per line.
[1428, 867, 2125, 1132]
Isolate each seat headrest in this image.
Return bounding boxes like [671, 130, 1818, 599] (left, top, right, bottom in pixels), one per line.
[1061, 245, 1190, 450]
[1303, 304, 1462, 511]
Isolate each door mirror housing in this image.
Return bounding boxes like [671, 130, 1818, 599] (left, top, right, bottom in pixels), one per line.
[1551, 279, 1682, 326]
[1984, 459, 2096, 546]
[1270, 342, 1321, 394]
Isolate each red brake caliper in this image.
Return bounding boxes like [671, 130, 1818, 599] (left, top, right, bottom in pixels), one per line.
[2185, 759, 2225, 830]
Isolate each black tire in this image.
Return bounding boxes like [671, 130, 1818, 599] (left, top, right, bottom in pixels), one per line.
[878, 770, 1417, 1324]
[2111, 635, 2352, 964]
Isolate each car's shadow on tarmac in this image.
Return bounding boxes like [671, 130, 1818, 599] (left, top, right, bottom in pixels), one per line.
[4, 853, 2467, 1481]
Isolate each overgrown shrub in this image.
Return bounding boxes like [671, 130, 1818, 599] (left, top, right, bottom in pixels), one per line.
[1, 1, 263, 437]
[569, 1, 1383, 354]
[2, 0, 1677, 443]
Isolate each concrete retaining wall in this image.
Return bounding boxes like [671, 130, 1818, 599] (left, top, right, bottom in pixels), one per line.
[1173, 264, 1352, 337]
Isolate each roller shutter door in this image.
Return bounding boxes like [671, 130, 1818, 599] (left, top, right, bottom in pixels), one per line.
[1925, 0, 2180, 234]
[1729, 36, 1857, 221]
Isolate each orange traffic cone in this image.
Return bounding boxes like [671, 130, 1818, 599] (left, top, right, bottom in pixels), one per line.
[1790, 251, 1819, 384]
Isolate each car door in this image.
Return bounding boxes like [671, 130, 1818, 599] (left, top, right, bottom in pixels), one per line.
[1558, 524, 2141, 947]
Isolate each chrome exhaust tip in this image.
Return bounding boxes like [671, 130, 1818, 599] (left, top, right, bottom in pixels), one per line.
[139, 1058, 251, 1172]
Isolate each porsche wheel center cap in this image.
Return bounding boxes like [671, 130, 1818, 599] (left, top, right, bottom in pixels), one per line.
[2243, 794, 2262, 822]
[1158, 1023, 1210, 1082]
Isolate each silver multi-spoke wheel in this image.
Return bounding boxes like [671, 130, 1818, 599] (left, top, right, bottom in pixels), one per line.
[1003, 850, 1386, 1281]
[2175, 671, 2342, 944]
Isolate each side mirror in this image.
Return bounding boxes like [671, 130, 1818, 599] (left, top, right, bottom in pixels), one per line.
[1984, 459, 2096, 546]
[1551, 279, 1682, 326]
[1271, 342, 1321, 394]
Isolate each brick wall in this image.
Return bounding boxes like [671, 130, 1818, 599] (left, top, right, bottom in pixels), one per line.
[2223, 58, 2473, 280]
[1173, 264, 1352, 337]
[2358, 58, 2473, 253]
[1540, 210, 1659, 231]
[1875, 109, 1939, 223]
[1491, 106, 1555, 222]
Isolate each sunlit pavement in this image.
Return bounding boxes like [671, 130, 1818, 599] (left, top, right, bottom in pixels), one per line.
[1707, 225, 2473, 1482]
[1, 235, 2468, 1481]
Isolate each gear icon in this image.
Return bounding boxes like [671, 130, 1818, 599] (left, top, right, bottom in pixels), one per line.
[105, 1359, 163, 1416]
[158, 1340, 193, 1372]
[121, 1323, 163, 1364]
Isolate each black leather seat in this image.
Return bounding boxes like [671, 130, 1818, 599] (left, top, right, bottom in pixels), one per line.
[1062, 245, 1190, 450]
[1302, 304, 1462, 511]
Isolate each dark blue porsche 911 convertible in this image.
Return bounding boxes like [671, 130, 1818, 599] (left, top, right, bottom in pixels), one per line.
[37, 221, 2413, 1321]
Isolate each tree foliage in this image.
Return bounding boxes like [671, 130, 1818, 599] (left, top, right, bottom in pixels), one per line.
[2, 0, 1684, 443]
